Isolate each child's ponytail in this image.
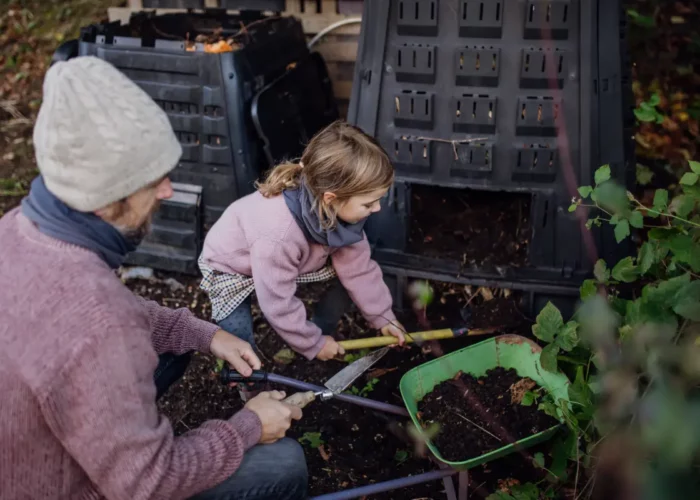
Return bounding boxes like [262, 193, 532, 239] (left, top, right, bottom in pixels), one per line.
[255, 121, 395, 228]
[255, 162, 304, 198]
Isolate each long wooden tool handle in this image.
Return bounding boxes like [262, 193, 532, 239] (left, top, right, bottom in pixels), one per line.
[338, 327, 499, 351]
[282, 391, 316, 408]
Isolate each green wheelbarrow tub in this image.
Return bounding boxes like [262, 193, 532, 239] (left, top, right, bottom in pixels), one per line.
[399, 334, 571, 470]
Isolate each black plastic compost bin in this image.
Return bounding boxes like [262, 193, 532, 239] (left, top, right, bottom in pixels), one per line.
[349, 0, 635, 315]
[57, 9, 339, 274]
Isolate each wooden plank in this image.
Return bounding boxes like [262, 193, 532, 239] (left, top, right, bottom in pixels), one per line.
[298, 15, 361, 35]
[313, 39, 358, 62]
[107, 7, 362, 36]
[332, 80, 353, 100]
[337, 99, 349, 119]
[303, 0, 318, 14]
[108, 7, 133, 24]
[325, 60, 356, 82]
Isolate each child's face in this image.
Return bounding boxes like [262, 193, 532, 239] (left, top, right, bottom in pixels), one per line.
[332, 187, 389, 224]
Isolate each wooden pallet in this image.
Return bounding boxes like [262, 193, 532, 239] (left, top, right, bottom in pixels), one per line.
[110, 0, 363, 115]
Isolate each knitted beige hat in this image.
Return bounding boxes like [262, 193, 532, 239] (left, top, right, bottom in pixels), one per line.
[33, 56, 182, 212]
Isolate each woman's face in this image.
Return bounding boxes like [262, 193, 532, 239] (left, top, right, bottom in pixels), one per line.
[332, 187, 389, 224]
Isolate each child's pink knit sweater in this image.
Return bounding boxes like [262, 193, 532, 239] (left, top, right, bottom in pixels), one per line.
[200, 191, 397, 359]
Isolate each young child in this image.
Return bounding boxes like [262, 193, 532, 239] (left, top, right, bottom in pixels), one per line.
[198, 121, 405, 379]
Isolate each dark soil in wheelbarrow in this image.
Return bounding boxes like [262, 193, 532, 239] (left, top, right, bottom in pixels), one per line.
[128, 274, 553, 498]
[417, 367, 559, 463]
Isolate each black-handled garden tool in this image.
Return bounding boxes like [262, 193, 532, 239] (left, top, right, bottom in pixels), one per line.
[221, 348, 408, 415]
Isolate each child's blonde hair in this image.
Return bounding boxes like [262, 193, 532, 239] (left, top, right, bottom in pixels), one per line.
[255, 120, 395, 229]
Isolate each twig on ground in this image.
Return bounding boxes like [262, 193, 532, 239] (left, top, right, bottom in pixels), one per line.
[0, 100, 27, 120]
[451, 409, 502, 443]
[574, 472, 596, 500]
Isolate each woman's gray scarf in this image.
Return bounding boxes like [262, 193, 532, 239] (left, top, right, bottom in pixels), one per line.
[283, 177, 366, 248]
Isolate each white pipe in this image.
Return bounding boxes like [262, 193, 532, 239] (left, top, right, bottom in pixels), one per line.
[307, 17, 362, 49]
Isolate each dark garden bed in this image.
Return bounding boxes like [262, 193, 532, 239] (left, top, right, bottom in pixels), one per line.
[127, 274, 548, 498]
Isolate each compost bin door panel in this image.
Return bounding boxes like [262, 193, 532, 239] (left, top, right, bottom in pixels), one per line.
[251, 53, 340, 166]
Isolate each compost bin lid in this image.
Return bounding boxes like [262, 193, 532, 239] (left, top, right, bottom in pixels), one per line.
[142, 0, 286, 10]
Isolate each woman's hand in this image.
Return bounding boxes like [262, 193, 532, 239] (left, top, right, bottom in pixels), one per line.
[210, 329, 261, 376]
[380, 322, 406, 346]
[315, 336, 345, 361]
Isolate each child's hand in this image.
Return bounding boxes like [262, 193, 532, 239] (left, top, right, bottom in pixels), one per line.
[381, 322, 406, 346]
[316, 336, 345, 361]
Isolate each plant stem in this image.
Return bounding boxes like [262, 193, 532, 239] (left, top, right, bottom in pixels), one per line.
[451, 410, 503, 443]
[578, 203, 614, 217]
[574, 436, 581, 500]
[632, 199, 700, 228]
[557, 355, 587, 365]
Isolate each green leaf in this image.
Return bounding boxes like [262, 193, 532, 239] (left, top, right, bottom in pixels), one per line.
[638, 242, 657, 274]
[558, 400, 579, 430]
[273, 348, 296, 365]
[214, 358, 225, 373]
[618, 324, 633, 340]
[594, 259, 610, 283]
[532, 452, 546, 469]
[555, 321, 579, 352]
[609, 296, 630, 317]
[673, 281, 700, 321]
[689, 160, 700, 174]
[635, 107, 658, 122]
[578, 186, 593, 198]
[486, 493, 514, 500]
[611, 256, 638, 283]
[629, 211, 644, 229]
[648, 227, 674, 241]
[614, 219, 631, 242]
[680, 172, 699, 186]
[540, 344, 560, 373]
[665, 234, 694, 263]
[550, 433, 575, 480]
[521, 391, 537, 406]
[595, 182, 630, 214]
[643, 273, 691, 307]
[568, 366, 593, 408]
[510, 483, 541, 500]
[486, 493, 513, 500]
[298, 432, 324, 448]
[394, 449, 409, 463]
[532, 302, 564, 342]
[636, 164, 654, 185]
[580, 279, 597, 301]
[594, 165, 611, 185]
[568, 203, 577, 212]
[648, 93, 661, 106]
[669, 195, 696, 218]
[539, 400, 561, 420]
[653, 189, 669, 212]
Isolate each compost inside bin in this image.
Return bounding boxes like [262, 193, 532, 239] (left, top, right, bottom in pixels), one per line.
[408, 185, 531, 268]
[115, 11, 276, 50]
[416, 367, 557, 462]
